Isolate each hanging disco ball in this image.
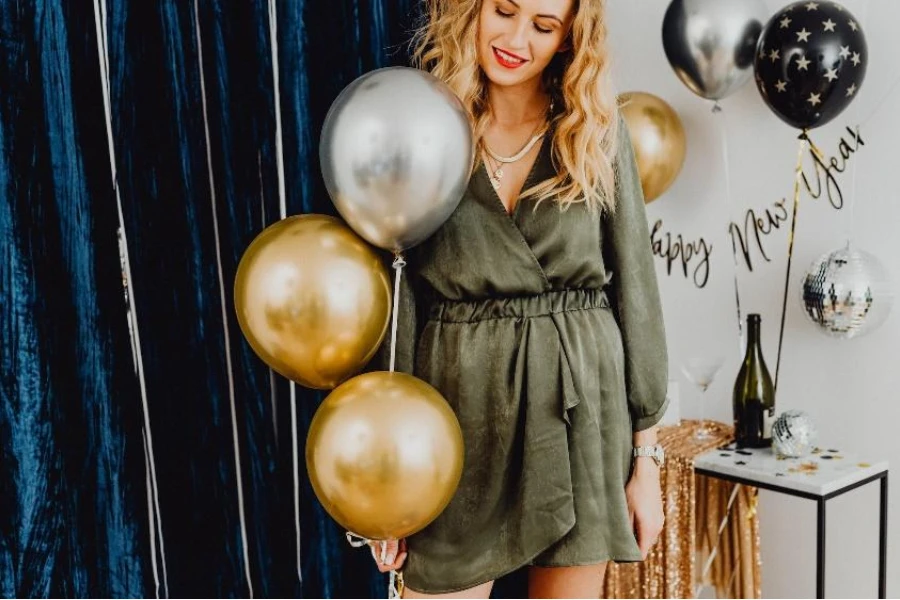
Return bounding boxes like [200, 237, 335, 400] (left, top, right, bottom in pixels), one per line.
[800, 244, 893, 339]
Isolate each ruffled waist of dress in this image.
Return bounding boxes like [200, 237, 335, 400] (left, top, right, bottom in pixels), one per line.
[427, 288, 611, 323]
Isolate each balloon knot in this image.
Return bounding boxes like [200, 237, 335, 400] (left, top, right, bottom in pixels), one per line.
[392, 254, 407, 270]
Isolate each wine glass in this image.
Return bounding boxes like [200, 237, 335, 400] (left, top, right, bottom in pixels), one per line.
[680, 356, 725, 440]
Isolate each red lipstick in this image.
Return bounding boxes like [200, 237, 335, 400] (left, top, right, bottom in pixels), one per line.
[492, 46, 527, 69]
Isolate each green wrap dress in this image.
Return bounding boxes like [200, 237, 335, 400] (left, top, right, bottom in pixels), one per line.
[374, 121, 669, 594]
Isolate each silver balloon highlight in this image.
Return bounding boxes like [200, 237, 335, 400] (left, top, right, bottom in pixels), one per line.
[662, 0, 768, 101]
[800, 244, 894, 339]
[320, 67, 474, 252]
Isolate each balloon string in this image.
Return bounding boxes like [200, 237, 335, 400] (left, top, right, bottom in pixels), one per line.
[715, 104, 745, 357]
[345, 532, 404, 599]
[850, 0, 870, 248]
[356, 254, 407, 598]
[774, 132, 810, 395]
[849, 128, 858, 249]
[860, 73, 900, 128]
[389, 254, 407, 373]
[389, 570, 403, 599]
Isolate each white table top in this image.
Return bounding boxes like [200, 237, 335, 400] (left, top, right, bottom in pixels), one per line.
[694, 443, 889, 497]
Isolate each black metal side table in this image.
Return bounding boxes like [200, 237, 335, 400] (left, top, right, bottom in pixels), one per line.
[694, 443, 888, 599]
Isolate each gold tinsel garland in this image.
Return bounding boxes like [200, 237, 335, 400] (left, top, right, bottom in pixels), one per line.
[603, 420, 761, 599]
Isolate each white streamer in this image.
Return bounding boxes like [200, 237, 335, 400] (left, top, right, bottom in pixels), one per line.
[695, 483, 742, 597]
[91, 1, 168, 595]
[265, 0, 303, 584]
[255, 154, 281, 450]
[290, 384, 301, 584]
[142, 432, 160, 597]
[193, 1, 254, 595]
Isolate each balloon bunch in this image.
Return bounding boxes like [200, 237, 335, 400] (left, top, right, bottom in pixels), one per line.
[234, 67, 474, 575]
[658, 0, 873, 371]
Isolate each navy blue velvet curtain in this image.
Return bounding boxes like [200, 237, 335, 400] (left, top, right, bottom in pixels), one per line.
[0, 1, 528, 597]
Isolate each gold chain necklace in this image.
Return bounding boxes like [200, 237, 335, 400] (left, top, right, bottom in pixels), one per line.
[484, 121, 547, 191]
[482, 100, 553, 191]
[485, 152, 505, 191]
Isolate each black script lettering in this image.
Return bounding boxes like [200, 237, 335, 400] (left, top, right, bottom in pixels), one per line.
[651, 219, 712, 288]
[800, 126, 865, 210]
[728, 200, 790, 272]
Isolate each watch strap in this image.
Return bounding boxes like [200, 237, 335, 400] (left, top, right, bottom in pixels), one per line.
[632, 444, 665, 466]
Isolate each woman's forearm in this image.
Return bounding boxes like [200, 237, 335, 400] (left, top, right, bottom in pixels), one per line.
[633, 424, 659, 447]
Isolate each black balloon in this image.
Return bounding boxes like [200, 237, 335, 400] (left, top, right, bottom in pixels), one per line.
[754, 1, 867, 130]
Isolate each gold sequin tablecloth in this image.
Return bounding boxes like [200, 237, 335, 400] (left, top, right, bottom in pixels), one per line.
[603, 420, 762, 599]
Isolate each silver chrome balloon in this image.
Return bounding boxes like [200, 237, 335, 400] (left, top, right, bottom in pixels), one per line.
[800, 244, 894, 339]
[662, 0, 768, 101]
[320, 67, 474, 252]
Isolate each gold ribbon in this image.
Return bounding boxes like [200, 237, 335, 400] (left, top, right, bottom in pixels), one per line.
[774, 131, 825, 393]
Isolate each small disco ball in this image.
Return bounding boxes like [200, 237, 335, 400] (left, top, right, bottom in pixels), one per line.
[772, 410, 817, 458]
[800, 244, 893, 339]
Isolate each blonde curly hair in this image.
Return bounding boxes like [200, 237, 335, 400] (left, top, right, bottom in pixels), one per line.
[411, 0, 620, 214]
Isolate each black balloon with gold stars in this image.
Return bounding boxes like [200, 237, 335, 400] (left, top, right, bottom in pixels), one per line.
[754, 1, 867, 130]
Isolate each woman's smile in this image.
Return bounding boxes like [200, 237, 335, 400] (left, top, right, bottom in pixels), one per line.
[492, 46, 529, 68]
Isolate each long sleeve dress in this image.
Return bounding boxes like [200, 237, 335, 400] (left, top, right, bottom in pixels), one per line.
[370, 118, 669, 595]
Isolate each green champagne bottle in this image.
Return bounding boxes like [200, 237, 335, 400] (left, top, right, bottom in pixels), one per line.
[733, 314, 775, 448]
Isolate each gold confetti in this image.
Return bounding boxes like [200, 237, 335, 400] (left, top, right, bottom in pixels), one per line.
[788, 461, 819, 475]
[858, 462, 871, 468]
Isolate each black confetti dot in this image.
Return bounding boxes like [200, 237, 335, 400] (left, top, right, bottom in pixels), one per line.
[821, 455, 834, 460]
[775, 473, 786, 477]
[828, 449, 839, 453]
[736, 450, 753, 455]
[720, 453, 732, 457]
[735, 461, 747, 465]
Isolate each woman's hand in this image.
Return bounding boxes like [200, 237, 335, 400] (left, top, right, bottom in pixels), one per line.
[625, 458, 665, 559]
[368, 538, 407, 573]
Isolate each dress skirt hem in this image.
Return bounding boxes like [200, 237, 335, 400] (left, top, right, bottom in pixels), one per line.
[402, 545, 644, 595]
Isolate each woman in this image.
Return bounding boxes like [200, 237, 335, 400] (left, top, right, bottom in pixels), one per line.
[369, 0, 669, 597]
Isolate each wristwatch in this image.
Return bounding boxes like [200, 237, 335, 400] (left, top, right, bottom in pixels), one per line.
[633, 444, 665, 467]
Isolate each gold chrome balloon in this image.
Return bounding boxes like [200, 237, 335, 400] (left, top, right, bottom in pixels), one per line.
[234, 214, 391, 389]
[306, 371, 465, 540]
[619, 92, 687, 203]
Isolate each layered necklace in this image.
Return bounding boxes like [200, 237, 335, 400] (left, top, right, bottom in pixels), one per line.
[483, 101, 553, 191]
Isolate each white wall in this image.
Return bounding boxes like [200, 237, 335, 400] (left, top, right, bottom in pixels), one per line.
[606, 1, 900, 597]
